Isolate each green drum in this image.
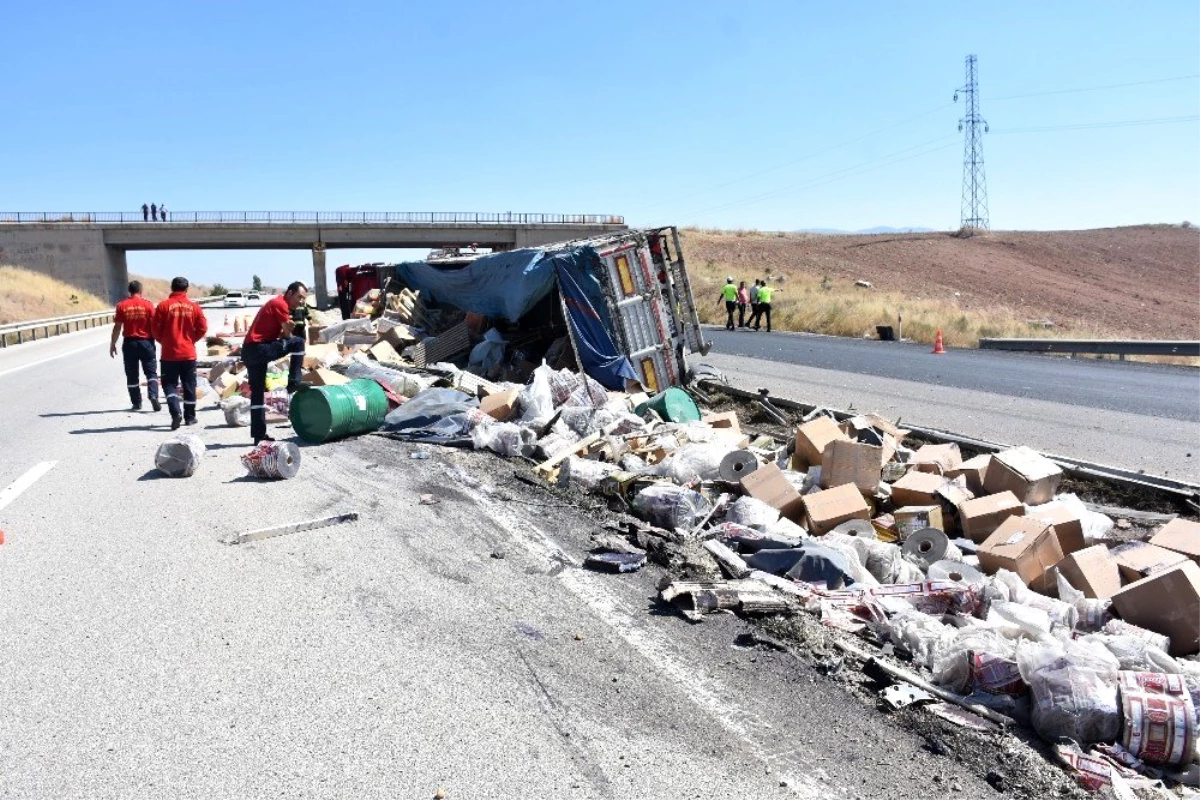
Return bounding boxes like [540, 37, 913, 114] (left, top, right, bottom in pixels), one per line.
[634, 387, 701, 423]
[289, 379, 389, 444]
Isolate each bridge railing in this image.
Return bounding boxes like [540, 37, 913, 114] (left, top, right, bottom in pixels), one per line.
[0, 211, 626, 225]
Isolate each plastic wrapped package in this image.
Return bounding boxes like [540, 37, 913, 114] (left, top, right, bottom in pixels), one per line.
[383, 388, 479, 439]
[558, 456, 621, 493]
[220, 396, 251, 427]
[888, 609, 958, 670]
[620, 453, 651, 473]
[472, 421, 535, 458]
[547, 367, 608, 408]
[725, 497, 781, 530]
[652, 443, 729, 485]
[1085, 634, 1182, 675]
[819, 532, 881, 588]
[1056, 570, 1113, 632]
[630, 484, 712, 531]
[468, 328, 507, 376]
[846, 535, 925, 585]
[713, 521, 801, 553]
[345, 361, 433, 398]
[317, 317, 375, 344]
[766, 516, 810, 541]
[989, 569, 1078, 630]
[154, 434, 206, 478]
[933, 627, 1024, 696]
[517, 365, 557, 427]
[263, 388, 291, 416]
[1103, 619, 1173, 654]
[1017, 638, 1121, 744]
[194, 375, 213, 401]
[988, 600, 1054, 642]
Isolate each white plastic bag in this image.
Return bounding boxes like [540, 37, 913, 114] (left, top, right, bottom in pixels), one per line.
[518, 365, 557, 427]
[631, 484, 711, 531]
[220, 396, 251, 427]
[559, 456, 620, 493]
[725, 496, 780, 530]
[471, 421, 533, 457]
[653, 443, 729, 485]
[1016, 638, 1121, 744]
[468, 328, 507, 375]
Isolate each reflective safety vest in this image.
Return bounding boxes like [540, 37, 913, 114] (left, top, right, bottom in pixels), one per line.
[758, 286, 775, 303]
[722, 283, 737, 301]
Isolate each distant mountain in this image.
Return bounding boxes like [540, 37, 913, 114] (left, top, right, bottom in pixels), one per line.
[795, 226, 938, 235]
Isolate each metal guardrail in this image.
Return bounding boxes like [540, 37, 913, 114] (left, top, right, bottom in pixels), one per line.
[0, 211, 626, 226]
[979, 338, 1200, 357]
[0, 296, 224, 348]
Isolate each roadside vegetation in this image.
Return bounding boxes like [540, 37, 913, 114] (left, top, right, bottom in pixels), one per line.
[0, 266, 109, 325]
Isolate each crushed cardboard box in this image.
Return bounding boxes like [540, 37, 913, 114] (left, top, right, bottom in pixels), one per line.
[984, 446, 1062, 506]
[909, 443, 962, 475]
[947, 453, 991, 495]
[1110, 541, 1189, 584]
[958, 491, 1024, 543]
[1110, 560, 1200, 656]
[978, 515, 1065, 591]
[803, 483, 871, 535]
[740, 463, 805, 523]
[819, 440, 882, 494]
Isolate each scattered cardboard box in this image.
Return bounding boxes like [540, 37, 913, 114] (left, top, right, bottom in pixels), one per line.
[984, 446, 1062, 505]
[893, 505, 944, 540]
[702, 411, 740, 431]
[910, 443, 962, 475]
[740, 463, 806, 522]
[307, 325, 325, 346]
[380, 325, 418, 351]
[891, 471, 947, 508]
[1057, 545, 1122, 600]
[947, 454, 991, 495]
[1023, 503, 1085, 556]
[1110, 561, 1200, 656]
[803, 483, 871, 535]
[934, 478, 974, 535]
[303, 368, 350, 387]
[368, 340, 402, 364]
[1111, 541, 1189, 584]
[207, 345, 231, 357]
[819, 440, 882, 494]
[791, 416, 849, 470]
[978, 515, 1066, 590]
[1149, 518, 1200, 565]
[303, 343, 339, 370]
[959, 491, 1024, 543]
[479, 388, 520, 422]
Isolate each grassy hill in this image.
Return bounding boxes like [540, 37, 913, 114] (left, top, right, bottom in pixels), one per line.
[0, 266, 213, 325]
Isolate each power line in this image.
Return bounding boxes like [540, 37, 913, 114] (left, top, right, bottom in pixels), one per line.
[992, 114, 1200, 134]
[987, 73, 1200, 102]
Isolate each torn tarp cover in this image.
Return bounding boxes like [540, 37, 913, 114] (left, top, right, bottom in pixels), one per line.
[391, 246, 636, 391]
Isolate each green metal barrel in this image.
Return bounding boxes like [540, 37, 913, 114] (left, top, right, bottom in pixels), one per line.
[289, 379, 389, 444]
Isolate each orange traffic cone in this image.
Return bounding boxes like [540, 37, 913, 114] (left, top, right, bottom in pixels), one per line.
[931, 329, 946, 355]
[0, 528, 6, 545]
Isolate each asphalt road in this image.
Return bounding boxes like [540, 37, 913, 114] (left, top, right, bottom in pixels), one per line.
[701, 328, 1200, 483]
[0, 316, 1018, 799]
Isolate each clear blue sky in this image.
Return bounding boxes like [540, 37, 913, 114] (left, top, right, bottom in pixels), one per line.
[3, 1, 1197, 288]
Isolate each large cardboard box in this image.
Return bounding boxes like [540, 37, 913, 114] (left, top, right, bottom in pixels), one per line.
[1110, 561, 1200, 656]
[959, 491, 1024, 543]
[978, 515, 1065, 589]
[984, 446, 1062, 505]
[947, 454, 991, 495]
[935, 478, 974, 535]
[1057, 545, 1122, 600]
[303, 368, 350, 387]
[1149, 519, 1200, 564]
[740, 463, 806, 523]
[819, 440, 882, 494]
[910, 443, 962, 475]
[891, 471, 947, 508]
[803, 483, 871, 535]
[894, 506, 944, 540]
[368, 339, 402, 364]
[791, 416, 849, 470]
[479, 388, 520, 422]
[1111, 541, 1189, 584]
[1023, 503, 1086, 556]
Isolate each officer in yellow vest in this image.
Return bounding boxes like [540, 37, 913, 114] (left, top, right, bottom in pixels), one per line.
[754, 280, 779, 332]
[718, 276, 738, 330]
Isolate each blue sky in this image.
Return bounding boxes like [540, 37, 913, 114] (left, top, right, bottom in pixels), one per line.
[3, 1, 1197, 288]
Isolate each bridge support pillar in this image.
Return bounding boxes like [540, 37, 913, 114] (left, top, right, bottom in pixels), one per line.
[311, 243, 328, 309]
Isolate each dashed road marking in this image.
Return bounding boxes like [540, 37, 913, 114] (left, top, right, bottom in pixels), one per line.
[0, 461, 57, 512]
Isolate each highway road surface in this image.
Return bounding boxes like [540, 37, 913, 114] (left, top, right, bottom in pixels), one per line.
[0, 313, 1034, 799]
[701, 328, 1200, 484]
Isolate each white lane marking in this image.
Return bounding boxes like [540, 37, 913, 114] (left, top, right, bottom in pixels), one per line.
[0, 462, 57, 512]
[455, 470, 821, 797]
[0, 341, 106, 380]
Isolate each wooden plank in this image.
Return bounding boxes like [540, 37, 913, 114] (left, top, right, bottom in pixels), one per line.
[223, 512, 360, 545]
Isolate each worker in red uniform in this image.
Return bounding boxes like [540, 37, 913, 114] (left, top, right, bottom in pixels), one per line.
[151, 277, 208, 430]
[242, 281, 308, 444]
[110, 280, 161, 412]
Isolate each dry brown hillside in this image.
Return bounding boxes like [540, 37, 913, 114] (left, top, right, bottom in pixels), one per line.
[682, 225, 1200, 340]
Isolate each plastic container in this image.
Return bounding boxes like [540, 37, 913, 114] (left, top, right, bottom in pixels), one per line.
[634, 388, 700, 423]
[289, 379, 388, 443]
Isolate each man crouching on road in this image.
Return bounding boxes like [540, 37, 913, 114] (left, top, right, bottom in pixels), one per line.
[242, 281, 307, 445]
[152, 277, 208, 430]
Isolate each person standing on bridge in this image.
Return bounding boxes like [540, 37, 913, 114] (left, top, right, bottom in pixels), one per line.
[150, 203, 158, 222]
[110, 280, 161, 412]
[242, 281, 308, 445]
[718, 276, 738, 331]
[141, 203, 149, 222]
[152, 277, 208, 430]
[160, 203, 168, 222]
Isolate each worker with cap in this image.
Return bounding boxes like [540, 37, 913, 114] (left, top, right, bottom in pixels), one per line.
[110, 280, 161, 412]
[718, 276, 738, 330]
[151, 277, 208, 429]
[241, 281, 308, 445]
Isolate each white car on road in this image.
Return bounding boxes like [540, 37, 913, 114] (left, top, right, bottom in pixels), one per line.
[223, 291, 247, 308]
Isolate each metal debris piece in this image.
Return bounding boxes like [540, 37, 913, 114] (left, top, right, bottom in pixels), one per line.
[881, 683, 939, 711]
[420, 494, 439, 505]
[222, 511, 360, 545]
[584, 552, 647, 573]
[928, 703, 1000, 731]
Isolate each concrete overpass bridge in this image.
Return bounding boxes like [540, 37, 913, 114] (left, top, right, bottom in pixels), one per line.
[0, 211, 626, 306]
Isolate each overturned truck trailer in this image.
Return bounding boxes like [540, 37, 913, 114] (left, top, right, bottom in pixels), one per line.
[371, 226, 709, 392]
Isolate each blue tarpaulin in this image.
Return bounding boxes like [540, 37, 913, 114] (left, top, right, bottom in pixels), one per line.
[389, 246, 635, 390]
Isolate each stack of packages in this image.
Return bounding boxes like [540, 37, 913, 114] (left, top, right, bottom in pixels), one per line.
[461, 392, 1200, 792]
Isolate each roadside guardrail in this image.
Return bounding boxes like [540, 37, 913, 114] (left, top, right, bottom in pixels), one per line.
[1, 296, 224, 348]
[978, 338, 1199, 357]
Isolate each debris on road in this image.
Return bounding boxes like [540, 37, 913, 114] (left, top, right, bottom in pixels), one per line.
[240, 441, 301, 479]
[222, 511, 360, 545]
[154, 434, 205, 478]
